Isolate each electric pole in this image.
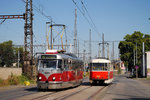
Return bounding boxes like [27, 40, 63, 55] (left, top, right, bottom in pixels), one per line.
[74, 8, 77, 56]
[23, 0, 34, 78]
[78, 40, 79, 57]
[136, 42, 138, 64]
[0, 0, 34, 78]
[143, 42, 145, 77]
[49, 24, 66, 50]
[89, 29, 92, 61]
[107, 43, 109, 59]
[112, 42, 114, 60]
[98, 43, 101, 58]
[102, 33, 105, 58]
[24, 0, 33, 62]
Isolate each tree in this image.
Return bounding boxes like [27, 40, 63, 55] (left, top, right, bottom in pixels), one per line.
[118, 31, 150, 71]
[0, 40, 15, 67]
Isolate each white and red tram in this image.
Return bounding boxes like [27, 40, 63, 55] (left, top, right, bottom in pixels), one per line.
[37, 50, 83, 89]
[89, 58, 113, 85]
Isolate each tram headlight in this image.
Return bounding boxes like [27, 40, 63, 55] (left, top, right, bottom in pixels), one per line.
[39, 76, 42, 80]
[52, 77, 56, 81]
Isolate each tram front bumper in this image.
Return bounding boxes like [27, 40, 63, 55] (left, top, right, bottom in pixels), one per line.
[37, 81, 67, 89]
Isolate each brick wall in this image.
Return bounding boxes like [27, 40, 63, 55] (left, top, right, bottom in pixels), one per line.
[0, 68, 22, 80]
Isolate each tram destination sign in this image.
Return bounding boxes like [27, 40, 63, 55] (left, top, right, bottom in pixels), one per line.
[41, 55, 56, 59]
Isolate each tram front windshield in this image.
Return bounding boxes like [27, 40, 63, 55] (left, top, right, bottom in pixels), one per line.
[91, 63, 109, 71]
[38, 59, 62, 69]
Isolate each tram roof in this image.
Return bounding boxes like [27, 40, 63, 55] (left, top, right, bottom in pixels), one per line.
[91, 58, 111, 63]
[39, 49, 82, 61]
[57, 53, 79, 60]
[39, 53, 81, 61]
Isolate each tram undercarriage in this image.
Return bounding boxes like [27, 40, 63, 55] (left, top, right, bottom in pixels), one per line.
[38, 79, 82, 90]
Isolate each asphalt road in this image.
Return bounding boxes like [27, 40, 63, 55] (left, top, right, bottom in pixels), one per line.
[0, 85, 37, 100]
[0, 77, 107, 100]
[102, 75, 150, 100]
[1, 75, 150, 100]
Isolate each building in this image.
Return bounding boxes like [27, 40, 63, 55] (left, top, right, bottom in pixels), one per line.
[146, 52, 150, 77]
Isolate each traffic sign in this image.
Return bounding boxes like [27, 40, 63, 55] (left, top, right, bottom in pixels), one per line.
[135, 65, 139, 69]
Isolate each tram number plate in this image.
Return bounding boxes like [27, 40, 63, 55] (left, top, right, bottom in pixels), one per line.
[96, 75, 100, 78]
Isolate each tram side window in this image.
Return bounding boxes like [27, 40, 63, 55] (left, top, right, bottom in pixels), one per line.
[104, 63, 107, 71]
[107, 63, 110, 71]
[68, 60, 73, 70]
[64, 60, 69, 70]
[58, 60, 62, 69]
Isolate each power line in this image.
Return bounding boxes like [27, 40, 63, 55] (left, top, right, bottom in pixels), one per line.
[80, 0, 101, 36]
[21, 0, 86, 52]
[72, 0, 101, 37]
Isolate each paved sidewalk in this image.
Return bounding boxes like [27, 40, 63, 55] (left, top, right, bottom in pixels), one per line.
[135, 78, 150, 87]
[102, 75, 150, 100]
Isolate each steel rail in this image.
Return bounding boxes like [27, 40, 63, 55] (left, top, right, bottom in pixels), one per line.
[56, 86, 91, 100]
[87, 86, 106, 100]
[87, 83, 112, 100]
[31, 91, 58, 100]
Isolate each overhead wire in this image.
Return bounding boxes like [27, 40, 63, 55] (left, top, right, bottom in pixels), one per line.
[80, 0, 101, 36]
[72, 0, 101, 37]
[21, 0, 86, 52]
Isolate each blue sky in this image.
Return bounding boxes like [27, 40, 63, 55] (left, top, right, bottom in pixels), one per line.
[0, 0, 150, 58]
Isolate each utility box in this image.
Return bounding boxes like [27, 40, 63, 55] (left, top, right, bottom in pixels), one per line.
[146, 52, 150, 77]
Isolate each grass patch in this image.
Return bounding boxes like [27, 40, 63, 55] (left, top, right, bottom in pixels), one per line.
[0, 74, 36, 87]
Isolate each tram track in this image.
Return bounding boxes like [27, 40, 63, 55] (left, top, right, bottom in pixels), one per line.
[54, 86, 91, 100]
[31, 84, 110, 100]
[87, 83, 112, 100]
[30, 86, 91, 100]
[31, 91, 58, 100]
[10, 78, 111, 100]
[87, 86, 106, 100]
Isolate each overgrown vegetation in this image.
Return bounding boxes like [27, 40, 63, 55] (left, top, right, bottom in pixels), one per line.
[0, 74, 36, 87]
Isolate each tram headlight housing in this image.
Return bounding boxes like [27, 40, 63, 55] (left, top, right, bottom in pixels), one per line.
[39, 76, 42, 80]
[52, 77, 56, 81]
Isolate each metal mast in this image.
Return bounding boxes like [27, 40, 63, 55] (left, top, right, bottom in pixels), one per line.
[102, 33, 105, 58]
[89, 29, 92, 61]
[107, 43, 109, 59]
[142, 42, 145, 77]
[74, 8, 77, 55]
[112, 42, 114, 60]
[24, 0, 33, 62]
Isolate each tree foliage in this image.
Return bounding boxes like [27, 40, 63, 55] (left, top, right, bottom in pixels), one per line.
[0, 40, 15, 66]
[118, 31, 150, 71]
[0, 40, 24, 67]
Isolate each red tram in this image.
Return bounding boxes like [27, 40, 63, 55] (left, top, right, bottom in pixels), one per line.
[37, 50, 83, 89]
[89, 58, 113, 85]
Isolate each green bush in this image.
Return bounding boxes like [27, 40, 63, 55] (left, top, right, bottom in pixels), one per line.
[18, 75, 30, 84]
[8, 73, 19, 85]
[0, 74, 36, 87]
